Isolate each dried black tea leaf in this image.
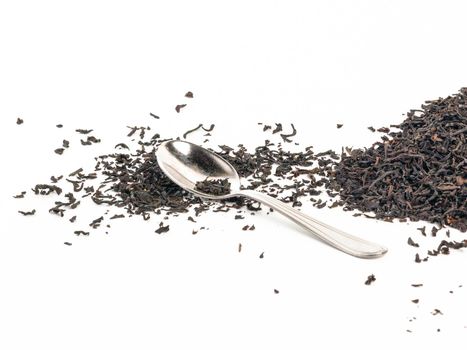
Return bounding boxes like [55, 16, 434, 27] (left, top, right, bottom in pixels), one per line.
[417, 227, 427, 236]
[74, 230, 89, 236]
[75, 129, 93, 134]
[50, 175, 63, 183]
[13, 191, 26, 199]
[415, 254, 421, 263]
[272, 123, 282, 134]
[81, 136, 101, 145]
[150, 112, 160, 119]
[64, 242, 72, 246]
[175, 104, 187, 113]
[110, 214, 125, 219]
[115, 143, 129, 150]
[195, 178, 231, 196]
[364, 274, 376, 285]
[33, 184, 62, 195]
[54, 148, 65, 155]
[89, 216, 104, 229]
[407, 237, 419, 248]
[183, 124, 203, 139]
[16, 118, 23, 125]
[377, 127, 390, 133]
[155, 224, 170, 234]
[202, 124, 215, 132]
[18, 209, 36, 216]
[68, 168, 83, 177]
[280, 123, 296, 143]
[336, 124, 343, 129]
[185, 91, 193, 98]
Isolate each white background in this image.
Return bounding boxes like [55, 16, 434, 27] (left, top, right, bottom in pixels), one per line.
[1, 0, 467, 349]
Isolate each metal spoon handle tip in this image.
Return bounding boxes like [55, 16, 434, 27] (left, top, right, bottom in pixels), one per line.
[238, 189, 388, 259]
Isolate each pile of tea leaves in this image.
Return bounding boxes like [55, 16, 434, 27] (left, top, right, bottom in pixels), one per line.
[332, 88, 466, 232]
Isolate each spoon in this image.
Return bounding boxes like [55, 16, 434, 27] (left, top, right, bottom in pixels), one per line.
[156, 140, 387, 258]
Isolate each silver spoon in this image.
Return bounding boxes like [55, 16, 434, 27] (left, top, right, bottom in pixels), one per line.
[156, 140, 387, 258]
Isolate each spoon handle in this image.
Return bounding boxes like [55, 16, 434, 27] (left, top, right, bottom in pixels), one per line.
[238, 189, 387, 258]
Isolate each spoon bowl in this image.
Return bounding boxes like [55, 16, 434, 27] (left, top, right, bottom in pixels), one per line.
[156, 140, 241, 200]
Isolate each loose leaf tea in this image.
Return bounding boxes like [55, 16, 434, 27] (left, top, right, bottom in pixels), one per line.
[175, 104, 187, 113]
[280, 123, 297, 143]
[13, 191, 26, 199]
[18, 209, 36, 216]
[407, 237, 419, 248]
[333, 88, 467, 232]
[81, 136, 101, 145]
[155, 223, 170, 234]
[16, 118, 23, 125]
[194, 178, 231, 196]
[364, 274, 376, 285]
[76, 129, 93, 134]
[183, 124, 203, 139]
[74, 230, 89, 236]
